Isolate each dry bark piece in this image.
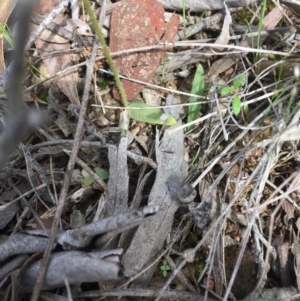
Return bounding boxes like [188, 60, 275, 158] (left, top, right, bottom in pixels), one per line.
[157, 0, 259, 12]
[31, 15, 93, 46]
[68, 187, 94, 204]
[0, 233, 52, 263]
[0, 208, 159, 295]
[213, 2, 232, 51]
[0, 254, 28, 283]
[18, 250, 123, 293]
[281, 199, 294, 221]
[123, 95, 187, 285]
[57, 206, 159, 250]
[0, 207, 159, 266]
[74, 288, 206, 300]
[0, 64, 11, 94]
[276, 242, 293, 286]
[39, 292, 70, 301]
[0, 202, 19, 229]
[106, 137, 129, 216]
[94, 206, 158, 248]
[293, 231, 300, 290]
[110, 0, 179, 100]
[281, 0, 300, 15]
[33, 0, 81, 108]
[251, 286, 297, 300]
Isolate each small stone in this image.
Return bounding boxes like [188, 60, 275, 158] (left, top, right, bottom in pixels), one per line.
[182, 248, 195, 263]
[177, 183, 197, 204]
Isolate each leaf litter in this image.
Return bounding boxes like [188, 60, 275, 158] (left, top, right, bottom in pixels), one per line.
[0, 0, 300, 300]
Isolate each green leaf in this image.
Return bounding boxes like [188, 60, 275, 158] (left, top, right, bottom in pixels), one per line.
[187, 64, 205, 131]
[162, 270, 167, 277]
[233, 74, 246, 89]
[84, 175, 94, 186]
[219, 86, 233, 95]
[81, 169, 89, 177]
[232, 95, 241, 116]
[95, 168, 109, 180]
[243, 103, 249, 114]
[128, 102, 177, 126]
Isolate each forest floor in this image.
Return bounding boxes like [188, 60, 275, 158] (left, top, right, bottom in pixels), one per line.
[0, 0, 300, 300]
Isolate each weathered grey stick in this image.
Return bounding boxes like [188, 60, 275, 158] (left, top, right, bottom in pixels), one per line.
[157, 0, 258, 12]
[57, 206, 158, 250]
[106, 137, 129, 216]
[0, 233, 50, 263]
[0, 254, 28, 283]
[123, 95, 188, 285]
[0, 206, 159, 269]
[18, 250, 123, 293]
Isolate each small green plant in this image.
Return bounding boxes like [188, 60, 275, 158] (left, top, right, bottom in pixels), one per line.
[0, 23, 14, 47]
[189, 146, 201, 169]
[128, 102, 177, 126]
[187, 64, 205, 131]
[182, 0, 186, 37]
[0, 22, 48, 83]
[83, 167, 109, 186]
[160, 260, 171, 277]
[218, 74, 247, 117]
[97, 80, 109, 90]
[161, 47, 168, 79]
[257, 0, 267, 52]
